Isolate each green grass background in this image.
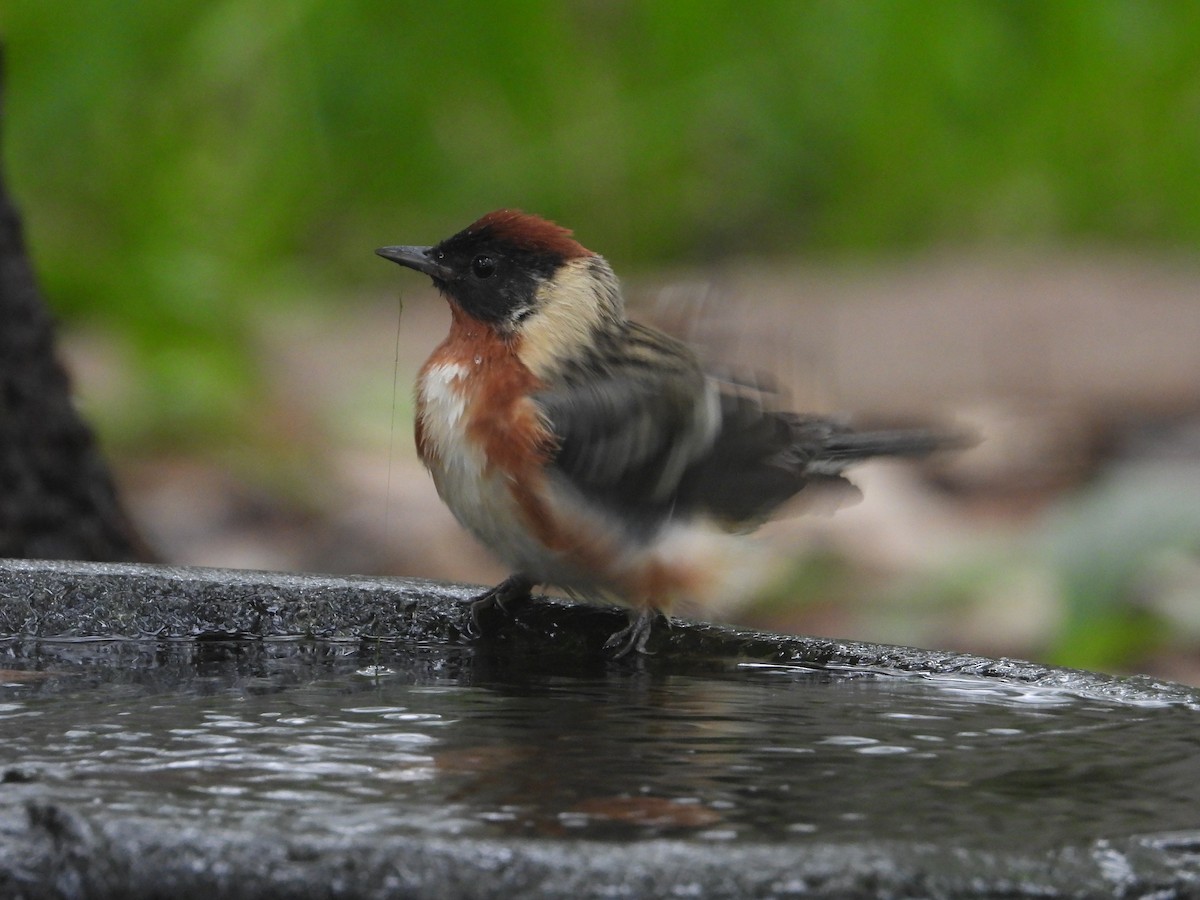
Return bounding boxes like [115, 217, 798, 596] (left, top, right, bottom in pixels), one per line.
[2, 0, 1199, 673]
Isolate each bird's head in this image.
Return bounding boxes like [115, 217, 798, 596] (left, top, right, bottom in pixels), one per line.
[377, 211, 624, 369]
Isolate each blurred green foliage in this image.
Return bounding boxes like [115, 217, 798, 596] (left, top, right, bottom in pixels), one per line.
[3, 0, 1200, 445]
[2, 1, 1199, 675]
[1039, 463, 1200, 671]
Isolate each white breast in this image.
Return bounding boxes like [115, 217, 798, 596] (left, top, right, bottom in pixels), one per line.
[418, 362, 472, 465]
[417, 362, 560, 578]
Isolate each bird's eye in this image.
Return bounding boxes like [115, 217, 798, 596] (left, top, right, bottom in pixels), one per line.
[472, 255, 496, 279]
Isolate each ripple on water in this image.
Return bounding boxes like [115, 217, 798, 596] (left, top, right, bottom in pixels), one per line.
[0, 641, 1198, 849]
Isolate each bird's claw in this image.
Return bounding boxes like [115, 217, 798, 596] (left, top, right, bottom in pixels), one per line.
[604, 607, 666, 658]
[466, 573, 534, 638]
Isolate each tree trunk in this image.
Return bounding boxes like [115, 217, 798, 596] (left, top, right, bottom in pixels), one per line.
[0, 45, 148, 562]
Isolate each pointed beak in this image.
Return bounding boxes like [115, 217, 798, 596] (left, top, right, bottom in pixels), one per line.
[374, 245, 453, 280]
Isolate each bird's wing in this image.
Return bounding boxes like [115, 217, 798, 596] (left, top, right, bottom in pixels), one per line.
[535, 322, 825, 531]
[536, 322, 963, 533]
[533, 323, 721, 529]
[672, 381, 820, 528]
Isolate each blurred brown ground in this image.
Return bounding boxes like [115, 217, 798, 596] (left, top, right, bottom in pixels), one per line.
[66, 253, 1200, 683]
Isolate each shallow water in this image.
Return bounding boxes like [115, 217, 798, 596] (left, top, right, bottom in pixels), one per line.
[2, 639, 1198, 851]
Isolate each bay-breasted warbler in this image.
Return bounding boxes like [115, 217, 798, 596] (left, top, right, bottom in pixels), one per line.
[378, 210, 961, 655]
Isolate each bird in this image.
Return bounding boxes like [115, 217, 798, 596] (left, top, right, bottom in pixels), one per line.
[376, 210, 964, 656]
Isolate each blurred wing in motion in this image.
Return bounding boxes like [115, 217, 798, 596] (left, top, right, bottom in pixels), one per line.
[537, 320, 968, 534]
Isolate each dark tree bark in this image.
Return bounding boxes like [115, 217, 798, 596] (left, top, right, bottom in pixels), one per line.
[0, 46, 148, 562]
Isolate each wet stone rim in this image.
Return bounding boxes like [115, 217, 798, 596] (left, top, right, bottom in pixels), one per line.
[2, 558, 1200, 899]
[0, 558, 1196, 707]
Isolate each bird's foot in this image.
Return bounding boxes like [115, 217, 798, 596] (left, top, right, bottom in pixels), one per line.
[604, 607, 667, 659]
[466, 573, 535, 638]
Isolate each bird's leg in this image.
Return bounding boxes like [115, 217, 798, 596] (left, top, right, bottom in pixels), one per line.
[467, 573, 535, 636]
[604, 606, 666, 658]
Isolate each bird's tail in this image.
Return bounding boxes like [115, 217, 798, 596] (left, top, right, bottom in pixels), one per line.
[791, 417, 973, 477]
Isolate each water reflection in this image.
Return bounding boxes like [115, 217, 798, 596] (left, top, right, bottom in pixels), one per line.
[1, 639, 1198, 850]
